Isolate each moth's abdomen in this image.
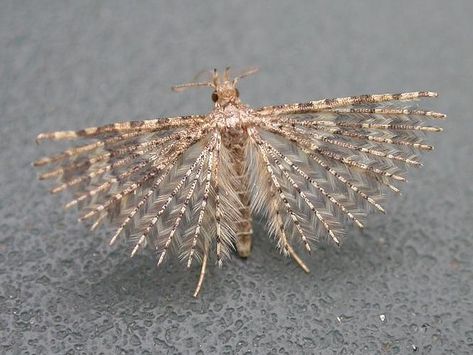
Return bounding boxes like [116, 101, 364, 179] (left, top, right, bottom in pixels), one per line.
[221, 127, 253, 257]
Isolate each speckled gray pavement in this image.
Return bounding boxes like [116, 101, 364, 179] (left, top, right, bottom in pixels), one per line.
[1, 1, 472, 354]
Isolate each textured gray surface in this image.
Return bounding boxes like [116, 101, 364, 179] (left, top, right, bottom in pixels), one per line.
[1, 1, 472, 354]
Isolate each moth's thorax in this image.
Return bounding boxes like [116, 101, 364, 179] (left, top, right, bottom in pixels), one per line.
[212, 102, 254, 129]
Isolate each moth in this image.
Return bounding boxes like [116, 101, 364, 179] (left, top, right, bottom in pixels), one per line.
[34, 67, 445, 296]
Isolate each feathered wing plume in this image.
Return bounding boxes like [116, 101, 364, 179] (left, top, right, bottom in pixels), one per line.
[248, 91, 445, 264]
[35, 80, 445, 297]
[34, 115, 242, 296]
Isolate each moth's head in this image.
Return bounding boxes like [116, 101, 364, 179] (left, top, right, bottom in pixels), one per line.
[172, 67, 258, 107]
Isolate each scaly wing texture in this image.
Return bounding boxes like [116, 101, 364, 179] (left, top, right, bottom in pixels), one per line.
[250, 91, 445, 252]
[34, 116, 240, 274]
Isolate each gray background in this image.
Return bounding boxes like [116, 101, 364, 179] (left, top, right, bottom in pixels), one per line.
[0, 1, 472, 354]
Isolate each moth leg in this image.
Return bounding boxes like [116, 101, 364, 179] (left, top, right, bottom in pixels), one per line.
[286, 242, 310, 273]
[273, 195, 310, 273]
[193, 249, 209, 298]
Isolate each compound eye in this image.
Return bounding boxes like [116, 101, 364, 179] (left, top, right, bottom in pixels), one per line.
[211, 91, 218, 102]
[235, 88, 240, 97]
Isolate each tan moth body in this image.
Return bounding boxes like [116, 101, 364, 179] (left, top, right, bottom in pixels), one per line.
[35, 67, 445, 296]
